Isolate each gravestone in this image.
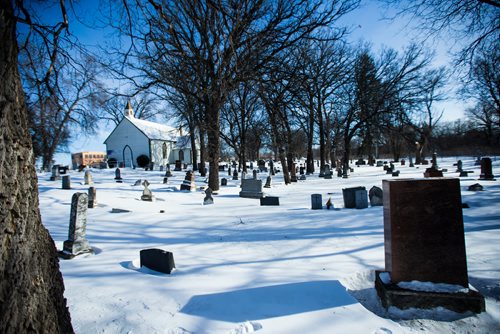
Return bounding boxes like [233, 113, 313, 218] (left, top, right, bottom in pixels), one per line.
[60, 193, 93, 258]
[203, 187, 214, 205]
[166, 164, 173, 177]
[264, 176, 272, 188]
[141, 181, 154, 201]
[400, 159, 405, 166]
[324, 165, 332, 179]
[228, 166, 232, 176]
[269, 160, 274, 176]
[133, 179, 142, 186]
[424, 154, 443, 177]
[83, 170, 93, 185]
[163, 177, 169, 184]
[250, 162, 254, 170]
[299, 174, 306, 180]
[114, 168, 123, 183]
[376, 178, 485, 313]
[62, 175, 71, 189]
[468, 183, 483, 191]
[88, 187, 97, 208]
[354, 189, 368, 209]
[474, 157, 482, 166]
[479, 157, 495, 180]
[240, 171, 247, 187]
[174, 160, 182, 171]
[456, 160, 463, 173]
[140, 248, 175, 274]
[326, 197, 334, 209]
[368, 186, 383, 206]
[160, 165, 164, 172]
[239, 179, 263, 198]
[252, 170, 258, 179]
[392, 171, 400, 177]
[311, 194, 322, 210]
[260, 196, 279, 206]
[50, 165, 61, 181]
[219, 165, 225, 171]
[409, 156, 414, 167]
[376, 161, 384, 167]
[337, 169, 342, 178]
[232, 169, 238, 180]
[221, 178, 228, 186]
[180, 171, 196, 191]
[299, 166, 305, 175]
[342, 186, 366, 208]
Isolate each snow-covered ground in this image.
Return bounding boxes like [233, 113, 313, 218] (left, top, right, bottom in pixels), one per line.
[38, 157, 500, 334]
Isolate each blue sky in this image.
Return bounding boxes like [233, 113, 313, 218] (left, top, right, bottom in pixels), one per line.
[48, 1, 466, 166]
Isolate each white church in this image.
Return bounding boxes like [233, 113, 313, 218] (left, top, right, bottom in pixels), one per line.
[104, 102, 196, 168]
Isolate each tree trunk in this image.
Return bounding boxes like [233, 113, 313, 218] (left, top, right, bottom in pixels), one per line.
[306, 104, 315, 173]
[0, 2, 73, 333]
[205, 105, 220, 191]
[198, 126, 206, 177]
[189, 123, 198, 172]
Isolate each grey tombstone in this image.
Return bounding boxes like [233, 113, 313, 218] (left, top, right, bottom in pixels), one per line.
[250, 162, 254, 170]
[324, 165, 332, 179]
[342, 186, 366, 208]
[260, 196, 279, 206]
[392, 171, 400, 177]
[203, 187, 214, 205]
[264, 176, 272, 188]
[88, 187, 97, 208]
[163, 177, 169, 184]
[369, 186, 383, 206]
[355, 189, 368, 209]
[84, 170, 93, 185]
[253, 169, 258, 179]
[160, 165, 164, 172]
[468, 183, 483, 191]
[60, 193, 93, 258]
[133, 179, 142, 186]
[62, 175, 71, 189]
[114, 168, 123, 183]
[311, 194, 322, 210]
[376, 161, 384, 167]
[239, 179, 263, 198]
[221, 178, 228, 186]
[50, 165, 61, 181]
[140, 248, 175, 274]
[232, 169, 238, 180]
[141, 181, 154, 201]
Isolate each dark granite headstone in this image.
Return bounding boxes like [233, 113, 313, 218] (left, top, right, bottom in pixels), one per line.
[174, 160, 182, 171]
[378, 178, 484, 313]
[468, 183, 483, 191]
[232, 169, 238, 180]
[221, 178, 227, 186]
[62, 175, 71, 189]
[60, 193, 93, 258]
[479, 157, 495, 180]
[239, 179, 263, 198]
[163, 177, 169, 184]
[354, 189, 368, 209]
[88, 187, 97, 208]
[133, 179, 142, 186]
[140, 248, 175, 274]
[311, 194, 322, 210]
[260, 196, 279, 206]
[456, 160, 463, 173]
[392, 171, 400, 177]
[382, 178, 468, 286]
[252, 170, 258, 179]
[114, 168, 123, 183]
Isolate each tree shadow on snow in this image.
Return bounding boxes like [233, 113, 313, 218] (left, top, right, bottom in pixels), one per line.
[180, 280, 356, 322]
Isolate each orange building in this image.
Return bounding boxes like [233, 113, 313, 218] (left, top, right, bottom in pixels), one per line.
[71, 151, 107, 169]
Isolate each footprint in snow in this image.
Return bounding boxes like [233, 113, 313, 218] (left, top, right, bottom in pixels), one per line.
[229, 321, 263, 333]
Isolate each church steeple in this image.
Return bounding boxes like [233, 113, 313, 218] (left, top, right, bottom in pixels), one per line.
[125, 100, 134, 118]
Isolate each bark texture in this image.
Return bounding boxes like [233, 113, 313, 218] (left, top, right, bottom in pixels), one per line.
[0, 1, 74, 333]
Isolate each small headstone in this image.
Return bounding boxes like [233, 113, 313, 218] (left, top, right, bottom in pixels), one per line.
[354, 189, 368, 209]
[252, 170, 258, 179]
[180, 171, 196, 191]
[264, 176, 271, 188]
[400, 159, 405, 166]
[160, 165, 164, 172]
[409, 156, 414, 167]
[62, 175, 71, 189]
[203, 187, 214, 205]
[221, 178, 227, 186]
[369, 186, 383, 206]
[392, 171, 400, 177]
[219, 165, 225, 171]
[140, 248, 175, 274]
[60, 193, 93, 258]
[133, 179, 142, 186]
[88, 187, 97, 208]
[311, 194, 322, 210]
[260, 196, 279, 206]
[163, 177, 169, 184]
[474, 157, 482, 166]
[270, 160, 275, 176]
[299, 174, 306, 180]
[141, 181, 154, 201]
[228, 166, 232, 176]
[83, 170, 93, 185]
[232, 169, 238, 180]
[111, 208, 131, 213]
[50, 165, 61, 181]
[376, 161, 384, 167]
[479, 157, 495, 180]
[323, 165, 332, 179]
[174, 160, 182, 171]
[468, 183, 483, 191]
[114, 168, 123, 183]
[165, 165, 173, 177]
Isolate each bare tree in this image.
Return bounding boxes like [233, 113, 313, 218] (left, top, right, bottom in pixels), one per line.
[1, 1, 73, 332]
[105, 0, 359, 191]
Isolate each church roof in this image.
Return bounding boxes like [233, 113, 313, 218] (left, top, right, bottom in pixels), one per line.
[125, 116, 179, 141]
